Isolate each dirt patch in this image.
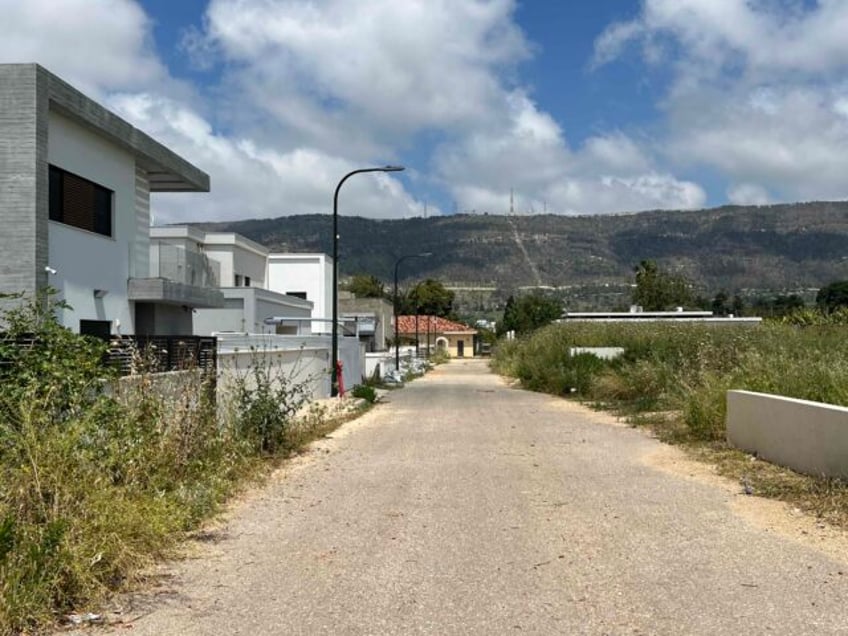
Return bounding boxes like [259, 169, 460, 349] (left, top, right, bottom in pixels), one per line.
[539, 394, 848, 564]
[644, 444, 848, 565]
[545, 395, 632, 428]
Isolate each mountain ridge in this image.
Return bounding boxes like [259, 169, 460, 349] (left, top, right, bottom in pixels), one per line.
[193, 201, 848, 304]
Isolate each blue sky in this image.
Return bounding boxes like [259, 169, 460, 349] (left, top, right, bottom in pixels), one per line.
[3, 1, 848, 223]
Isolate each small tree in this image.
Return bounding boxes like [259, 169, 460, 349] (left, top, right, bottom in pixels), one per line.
[406, 279, 455, 318]
[498, 292, 561, 336]
[345, 274, 386, 299]
[711, 290, 729, 316]
[632, 259, 693, 310]
[816, 281, 848, 313]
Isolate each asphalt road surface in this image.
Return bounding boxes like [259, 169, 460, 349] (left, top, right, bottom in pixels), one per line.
[93, 359, 848, 635]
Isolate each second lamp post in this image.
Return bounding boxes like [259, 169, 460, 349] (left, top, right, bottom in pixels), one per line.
[393, 252, 432, 372]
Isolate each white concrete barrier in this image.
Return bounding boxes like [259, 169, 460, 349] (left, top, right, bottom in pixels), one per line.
[726, 390, 848, 478]
[568, 347, 625, 361]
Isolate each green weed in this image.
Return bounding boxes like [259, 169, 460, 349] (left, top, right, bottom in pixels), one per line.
[0, 294, 326, 634]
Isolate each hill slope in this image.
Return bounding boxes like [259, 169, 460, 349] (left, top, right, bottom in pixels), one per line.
[195, 201, 848, 297]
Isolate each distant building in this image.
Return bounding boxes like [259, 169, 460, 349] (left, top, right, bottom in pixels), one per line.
[397, 315, 478, 358]
[559, 306, 762, 325]
[339, 292, 393, 352]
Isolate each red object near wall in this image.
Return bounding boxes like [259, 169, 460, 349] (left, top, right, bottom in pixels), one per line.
[336, 360, 345, 396]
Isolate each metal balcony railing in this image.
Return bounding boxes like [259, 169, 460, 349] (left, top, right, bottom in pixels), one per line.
[153, 245, 220, 288]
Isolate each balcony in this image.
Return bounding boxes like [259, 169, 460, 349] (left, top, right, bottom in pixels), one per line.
[128, 245, 224, 308]
[154, 244, 220, 288]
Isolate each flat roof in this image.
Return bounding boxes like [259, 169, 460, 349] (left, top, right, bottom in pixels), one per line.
[559, 316, 762, 324]
[11, 63, 210, 192]
[203, 232, 269, 257]
[150, 225, 208, 243]
[564, 311, 713, 318]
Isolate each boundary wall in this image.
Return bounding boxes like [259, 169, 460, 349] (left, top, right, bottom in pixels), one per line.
[726, 390, 848, 478]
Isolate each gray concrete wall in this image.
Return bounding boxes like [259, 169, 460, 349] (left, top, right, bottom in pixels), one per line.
[0, 64, 48, 312]
[726, 390, 848, 478]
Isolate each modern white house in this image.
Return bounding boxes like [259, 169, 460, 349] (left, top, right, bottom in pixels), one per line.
[148, 226, 314, 336]
[266, 253, 334, 334]
[0, 63, 222, 337]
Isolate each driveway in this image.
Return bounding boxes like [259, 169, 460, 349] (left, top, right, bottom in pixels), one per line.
[88, 359, 848, 635]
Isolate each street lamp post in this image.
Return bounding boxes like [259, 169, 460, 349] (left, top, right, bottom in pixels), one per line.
[331, 165, 404, 397]
[415, 311, 420, 357]
[393, 252, 432, 373]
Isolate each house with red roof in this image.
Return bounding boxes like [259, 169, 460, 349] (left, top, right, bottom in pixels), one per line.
[396, 315, 478, 358]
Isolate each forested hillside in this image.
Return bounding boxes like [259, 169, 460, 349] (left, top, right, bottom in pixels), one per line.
[195, 201, 848, 298]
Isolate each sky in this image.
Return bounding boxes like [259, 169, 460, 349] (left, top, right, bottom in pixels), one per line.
[3, 0, 848, 224]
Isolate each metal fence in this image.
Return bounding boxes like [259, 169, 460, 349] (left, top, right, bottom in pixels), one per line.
[1, 333, 218, 379]
[106, 335, 217, 377]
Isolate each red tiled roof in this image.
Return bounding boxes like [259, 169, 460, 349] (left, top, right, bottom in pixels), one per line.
[397, 315, 477, 335]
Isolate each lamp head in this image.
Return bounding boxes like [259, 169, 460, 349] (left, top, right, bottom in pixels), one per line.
[382, 165, 405, 172]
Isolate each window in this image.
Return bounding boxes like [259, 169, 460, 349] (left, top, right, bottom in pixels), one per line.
[244, 276, 251, 287]
[79, 319, 111, 340]
[234, 274, 243, 287]
[49, 165, 113, 237]
[288, 292, 307, 300]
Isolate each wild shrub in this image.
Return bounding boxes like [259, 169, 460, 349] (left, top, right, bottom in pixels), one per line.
[227, 348, 313, 455]
[492, 318, 848, 441]
[352, 384, 377, 403]
[0, 295, 320, 633]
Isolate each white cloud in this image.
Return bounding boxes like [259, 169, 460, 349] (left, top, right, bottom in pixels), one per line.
[108, 92, 429, 223]
[2, 0, 713, 221]
[436, 93, 705, 215]
[727, 183, 771, 206]
[0, 0, 165, 97]
[594, 0, 848, 205]
[194, 0, 531, 139]
[184, 0, 706, 217]
[594, 0, 848, 77]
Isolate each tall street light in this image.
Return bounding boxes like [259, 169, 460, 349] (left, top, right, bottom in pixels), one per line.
[331, 165, 404, 397]
[394, 252, 431, 372]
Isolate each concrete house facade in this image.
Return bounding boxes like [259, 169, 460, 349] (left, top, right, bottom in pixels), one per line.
[267, 253, 334, 334]
[338, 292, 393, 352]
[149, 227, 314, 336]
[0, 63, 221, 336]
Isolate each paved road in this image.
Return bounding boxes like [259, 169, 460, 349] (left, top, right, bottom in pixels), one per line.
[97, 360, 848, 634]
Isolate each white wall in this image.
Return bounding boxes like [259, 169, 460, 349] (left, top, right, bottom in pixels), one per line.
[194, 288, 313, 336]
[727, 390, 848, 479]
[204, 241, 267, 288]
[47, 111, 137, 334]
[267, 254, 333, 333]
[218, 345, 329, 401]
[216, 332, 362, 398]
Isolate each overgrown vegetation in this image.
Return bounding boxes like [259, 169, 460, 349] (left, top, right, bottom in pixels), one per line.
[0, 295, 328, 634]
[350, 384, 376, 403]
[492, 314, 848, 524]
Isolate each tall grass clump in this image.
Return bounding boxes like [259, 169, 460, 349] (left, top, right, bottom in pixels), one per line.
[0, 295, 322, 634]
[492, 318, 848, 442]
